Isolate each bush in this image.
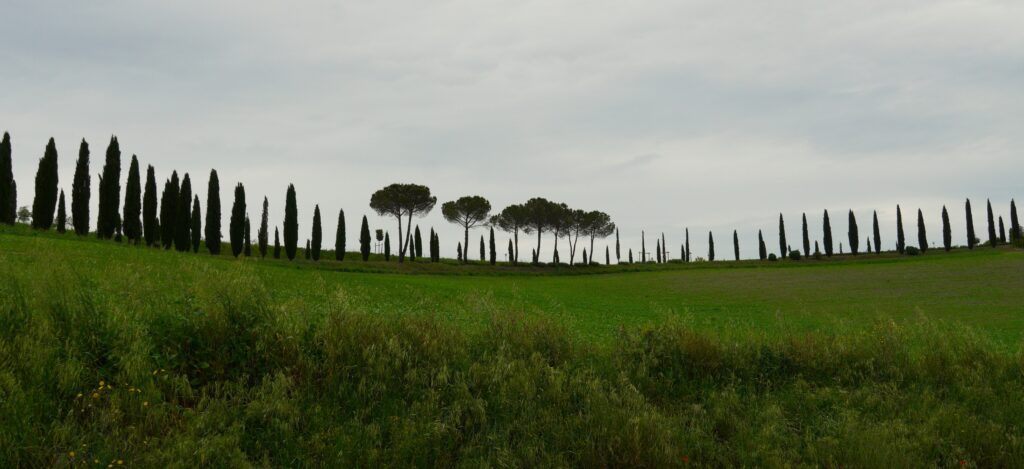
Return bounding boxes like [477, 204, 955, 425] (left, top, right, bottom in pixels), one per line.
[906, 246, 921, 256]
[768, 253, 778, 261]
[788, 250, 802, 261]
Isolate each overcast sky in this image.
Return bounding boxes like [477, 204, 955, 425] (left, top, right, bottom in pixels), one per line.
[3, 0, 1022, 260]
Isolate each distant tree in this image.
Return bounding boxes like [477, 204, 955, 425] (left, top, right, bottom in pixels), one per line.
[17, 205, 30, 224]
[478, 235, 485, 263]
[848, 210, 859, 255]
[284, 184, 298, 260]
[987, 199, 997, 247]
[359, 215, 371, 261]
[123, 155, 142, 243]
[522, 197, 560, 264]
[258, 197, 269, 258]
[508, 239, 514, 264]
[71, 139, 90, 235]
[274, 227, 281, 259]
[335, 209, 346, 261]
[708, 231, 715, 261]
[641, 230, 647, 263]
[583, 249, 588, 265]
[999, 216, 1006, 244]
[492, 204, 528, 264]
[866, 237, 871, 254]
[1011, 199, 1020, 244]
[304, 239, 310, 260]
[801, 213, 810, 257]
[204, 170, 221, 254]
[917, 209, 927, 252]
[941, 206, 952, 251]
[97, 137, 121, 238]
[56, 190, 67, 233]
[615, 228, 621, 263]
[442, 196, 491, 264]
[191, 196, 201, 252]
[174, 174, 192, 252]
[896, 205, 906, 254]
[370, 183, 437, 263]
[605, 246, 610, 265]
[32, 138, 59, 230]
[822, 210, 834, 256]
[778, 214, 787, 259]
[244, 216, 252, 257]
[685, 228, 691, 262]
[965, 199, 976, 249]
[0, 132, 13, 225]
[814, 240, 821, 257]
[312, 205, 322, 261]
[733, 230, 740, 261]
[489, 227, 496, 265]
[457, 242, 463, 263]
[414, 225, 423, 259]
[628, 248, 633, 264]
[230, 183, 246, 257]
[655, 239, 661, 263]
[582, 211, 614, 265]
[429, 228, 438, 262]
[662, 232, 667, 262]
[872, 211, 881, 254]
[159, 172, 179, 249]
[758, 230, 767, 260]
[143, 166, 158, 246]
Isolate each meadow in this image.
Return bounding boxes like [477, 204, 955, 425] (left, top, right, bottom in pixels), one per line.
[2, 225, 1024, 467]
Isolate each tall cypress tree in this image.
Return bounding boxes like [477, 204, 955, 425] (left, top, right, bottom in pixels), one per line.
[758, 230, 767, 260]
[360, 215, 371, 261]
[489, 227, 497, 265]
[0, 132, 13, 225]
[245, 216, 252, 257]
[191, 196, 202, 252]
[1010, 199, 1020, 244]
[204, 170, 221, 254]
[708, 231, 715, 261]
[605, 245, 610, 265]
[479, 235, 485, 263]
[986, 199, 997, 247]
[384, 232, 391, 261]
[284, 184, 298, 261]
[917, 209, 928, 252]
[628, 249, 633, 264]
[32, 138, 59, 230]
[414, 225, 423, 259]
[175, 174, 192, 252]
[999, 217, 1006, 244]
[965, 199, 976, 249]
[641, 231, 646, 263]
[896, 205, 906, 254]
[123, 155, 142, 243]
[941, 206, 951, 251]
[778, 214, 787, 259]
[655, 239, 662, 263]
[615, 228, 621, 263]
[230, 183, 246, 258]
[274, 227, 281, 259]
[847, 210, 859, 255]
[97, 136, 121, 238]
[509, 239, 515, 264]
[335, 209, 346, 261]
[685, 228, 691, 262]
[143, 166, 158, 246]
[733, 230, 740, 261]
[312, 204, 322, 261]
[258, 197, 269, 258]
[662, 233, 667, 262]
[304, 239, 310, 260]
[823, 210, 834, 256]
[71, 139, 90, 234]
[801, 213, 810, 257]
[56, 190, 67, 233]
[430, 228, 438, 262]
[872, 211, 881, 254]
[159, 172, 179, 249]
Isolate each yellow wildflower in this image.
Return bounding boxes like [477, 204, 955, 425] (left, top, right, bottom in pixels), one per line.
[92, 393, 99, 399]
[117, 460, 124, 465]
[99, 381, 105, 386]
[68, 451, 75, 458]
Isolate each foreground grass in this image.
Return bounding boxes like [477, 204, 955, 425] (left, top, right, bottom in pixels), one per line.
[2, 233, 1024, 466]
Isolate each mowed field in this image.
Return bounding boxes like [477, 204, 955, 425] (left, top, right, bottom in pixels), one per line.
[3, 226, 1024, 467]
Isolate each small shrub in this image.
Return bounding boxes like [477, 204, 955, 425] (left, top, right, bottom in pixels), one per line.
[768, 253, 778, 261]
[788, 250, 802, 261]
[906, 246, 921, 256]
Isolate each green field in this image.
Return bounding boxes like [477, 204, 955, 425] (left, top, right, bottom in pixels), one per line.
[2, 226, 1024, 466]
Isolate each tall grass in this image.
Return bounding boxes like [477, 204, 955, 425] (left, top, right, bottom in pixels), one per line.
[2, 254, 1023, 467]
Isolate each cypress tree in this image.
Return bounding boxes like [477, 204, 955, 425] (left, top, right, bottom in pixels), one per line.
[662, 233, 667, 262]
[0, 132, 12, 225]
[848, 210, 859, 255]
[430, 228, 438, 262]
[628, 249, 633, 264]
[708, 231, 715, 261]
[143, 166, 158, 246]
[489, 227, 496, 265]
[986, 199, 997, 247]
[917, 209, 927, 252]
[312, 204, 322, 261]
[733, 230, 740, 261]
[508, 239, 515, 264]
[457, 243, 463, 262]
[204, 170, 221, 255]
[801, 213, 810, 257]
[32, 138, 59, 230]
[284, 184, 298, 261]
[479, 235, 485, 262]
[304, 239, 310, 260]
[258, 197, 269, 258]
[615, 228, 621, 262]
[866, 237, 871, 254]
[758, 230, 767, 260]
[159, 172, 179, 249]
[778, 214, 787, 259]
[384, 232, 391, 261]
[896, 205, 906, 254]
[175, 174, 192, 252]
[245, 217, 252, 257]
[641, 231, 646, 263]
[941, 206, 951, 251]
[71, 139, 90, 234]
[583, 249, 588, 265]
[655, 239, 661, 263]
[230, 183, 246, 257]
[414, 225, 423, 259]
[965, 199, 976, 249]
[56, 190, 67, 233]
[872, 211, 881, 254]
[823, 210, 834, 256]
[191, 196, 201, 252]
[998, 217, 1006, 244]
[122, 155, 141, 243]
[605, 246, 610, 265]
[1011, 199, 1020, 243]
[685, 228, 691, 262]
[814, 240, 820, 256]
[360, 215, 371, 261]
[97, 137, 121, 238]
[274, 227, 281, 259]
[335, 209, 346, 261]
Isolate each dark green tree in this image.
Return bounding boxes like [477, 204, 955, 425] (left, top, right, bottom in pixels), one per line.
[1011, 199, 1020, 244]
[685, 228, 690, 262]
[999, 217, 1006, 244]
[284, 184, 298, 260]
[122, 155, 142, 243]
[583, 249, 588, 265]
[230, 183, 246, 257]
[414, 225, 423, 259]
[32, 138, 59, 230]
[312, 204, 322, 261]
[244, 216, 252, 257]
[430, 228, 439, 262]
[97, 137, 121, 238]
[758, 230, 767, 260]
[986, 199, 997, 247]
[489, 227, 496, 265]
[479, 235, 485, 263]
[359, 215, 371, 261]
[0, 132, 13, 225]
[778, 214, 787, 259]
[71, 139, 90, 235]
[872, 211, 881, 254]
[159, 172, 179, 249]
[191, 196, 201, 252]
[917, 209, 927, 252]
[628, 249, 633, 264]
[655, 239, 661, 263]
[442, 195, 491, 264]
[605, 245, 610, 265]
[258, 197, 268, 258]
[143, 166, 158, 246]
[370, 183, 437, 262]
[522, 197, 559, 264]
[896, 205, 906, 254]
[615, 228, 621, 263]
[823, 210, 834, 256]
[965, 199, 976, 249]
[204, 170, 221, 255]
[273, 227, 281, 259]
[801, 213, 810, 257]
[335, 209, 346, 261]
[733, 230, 740, 261]
[581, 211, 615, 265]
[941, 206, 951, 251]
[304, 239, 310, 260]
[175, 174, 192, 252]
[491, 204, 528, 264]
[457, 243, 463, 262]
[641, 230, 646, 263]
[384, 232, 391, 261]
[848, 210, 859, 255]
[708, 231, 715, 261]
[508, 239, 514, 263]
[56, 190, 67, 233]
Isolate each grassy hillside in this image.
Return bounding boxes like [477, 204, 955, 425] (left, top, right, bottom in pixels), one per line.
[2, 227, 1024, 466]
